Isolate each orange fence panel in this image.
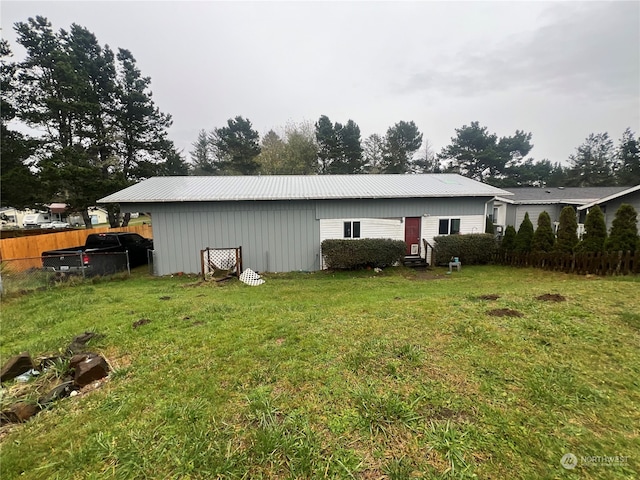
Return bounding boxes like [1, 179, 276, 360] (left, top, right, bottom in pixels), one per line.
[0, 225, 153, 261]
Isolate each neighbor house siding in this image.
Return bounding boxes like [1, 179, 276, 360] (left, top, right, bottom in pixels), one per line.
[598, 190, 640, 231]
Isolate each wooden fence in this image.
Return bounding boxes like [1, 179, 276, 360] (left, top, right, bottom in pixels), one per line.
[0, 225, 153, 264]
[493, 250, 639, 276]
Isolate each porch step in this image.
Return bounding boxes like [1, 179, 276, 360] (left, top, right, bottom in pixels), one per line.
[403, 256, 429, 268]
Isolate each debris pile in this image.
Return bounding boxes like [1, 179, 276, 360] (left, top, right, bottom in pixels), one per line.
[0, 332, 110, 427]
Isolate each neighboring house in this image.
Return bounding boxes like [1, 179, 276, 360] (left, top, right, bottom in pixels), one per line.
[493, 187, 630, 234]
[68, 207, 109, 226]
[577, 184, 640, 232]
[98, 174, 510, 275]
[0, 207, 26, 229]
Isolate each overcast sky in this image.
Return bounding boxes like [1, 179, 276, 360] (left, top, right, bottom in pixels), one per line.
[2, 1, 639, 165]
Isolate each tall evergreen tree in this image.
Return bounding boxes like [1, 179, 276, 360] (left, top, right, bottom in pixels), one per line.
[190, 129, 217, 175]
[212, 116, 261, 175]
[381, 120, 423, 173]
[332, 119, 364, 174]
[616, 128, 640, 185]
[566, 133, 615, 186]
[501, 225, 517, 253]
[578, 205, 607, 252]
[605, 204, 639, 252]
[315, 115, 339, 174]
[0, 39, 41, 209]
[554, 206, 579, 253]
[514, 212, 534, 253]
[531, 211, 555, 252]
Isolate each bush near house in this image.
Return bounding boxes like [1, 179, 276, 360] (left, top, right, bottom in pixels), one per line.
[321, 238, 406, 269]
[433, 233, 497, 265]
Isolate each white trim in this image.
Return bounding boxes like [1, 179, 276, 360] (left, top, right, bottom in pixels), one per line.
[577, 184, 640, 211]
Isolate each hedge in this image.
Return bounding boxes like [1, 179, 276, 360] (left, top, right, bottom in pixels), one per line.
[433, 234, 497, 265]
[321, 238, 406, 269]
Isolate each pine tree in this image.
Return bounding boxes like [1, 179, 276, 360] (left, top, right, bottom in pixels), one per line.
[605, 204, 639, 252]
[531, 211, 555, 252]
[514, 212, 534, 253]
[578, 205, 607, 252]
[554, 206, 579, 253]
[485, 216, 494, 234]
[501, 225, 517, 253]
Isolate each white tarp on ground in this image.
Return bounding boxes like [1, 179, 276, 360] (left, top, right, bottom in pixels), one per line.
[239, 268, 265, 286]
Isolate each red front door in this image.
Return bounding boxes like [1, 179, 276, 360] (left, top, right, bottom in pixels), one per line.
[404, 217, 421, 255]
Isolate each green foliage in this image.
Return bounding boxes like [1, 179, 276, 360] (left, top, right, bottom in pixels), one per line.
[566, 133, 615, 187]
[500, 225, 517, 253]
[321, 239, 405, 269]
[485, 216, 494, 235]
[531, 211, 555, 253]
[514, 212, 534, 253]
[554, 206, 579, 253]
[578, 205, 607, 252]
[315, 115, 364, 174]
[616, 128, 640, 185]
[605, 203, 639, 252]
[433, 233, 497, 265]
[438, 121, 532, 184]
[212, 116, 261, 175]
[381, 120, 423, 173]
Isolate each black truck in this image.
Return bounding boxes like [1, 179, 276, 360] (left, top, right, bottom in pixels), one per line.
[42, 233, 153, 276]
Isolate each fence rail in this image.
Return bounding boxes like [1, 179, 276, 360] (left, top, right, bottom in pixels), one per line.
[0, 224, 152, 263]
[493, 250, 639, 276]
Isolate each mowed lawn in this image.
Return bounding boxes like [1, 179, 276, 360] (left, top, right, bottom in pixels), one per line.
[1, 266, 638, 479]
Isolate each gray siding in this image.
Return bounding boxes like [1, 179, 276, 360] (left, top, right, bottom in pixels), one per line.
[122, 196, 495, 275]
[139, 201, 320, 275]
[514, 205, 562, 229]
[600, 190, 640, 231]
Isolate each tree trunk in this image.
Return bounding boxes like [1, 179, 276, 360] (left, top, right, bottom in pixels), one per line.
[121, 212, 131, 227]
[82, 209, 93, 229]
[106, 205, 120, 228]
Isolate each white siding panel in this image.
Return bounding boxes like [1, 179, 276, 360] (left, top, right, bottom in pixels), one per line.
[422, 215, 485, 264]
[319, 218, 404, 269]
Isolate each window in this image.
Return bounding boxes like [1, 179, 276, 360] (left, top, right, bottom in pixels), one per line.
[492, 207, 499, 223]
[438, 218, 460, 235]
[344, 221, 361, 238]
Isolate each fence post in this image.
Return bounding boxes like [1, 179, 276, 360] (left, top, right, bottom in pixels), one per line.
[126, 250, 131, 275]
[80, 252, 85, 278]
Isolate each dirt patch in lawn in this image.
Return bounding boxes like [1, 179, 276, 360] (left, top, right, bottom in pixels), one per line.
[487, 308, 523, 318]
[409, 271, 450, 281]
[536, 293, 566, 302]
[477, 294, 500, 300]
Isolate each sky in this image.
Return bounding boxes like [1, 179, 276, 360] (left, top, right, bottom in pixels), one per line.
[2, 0, 639, 166]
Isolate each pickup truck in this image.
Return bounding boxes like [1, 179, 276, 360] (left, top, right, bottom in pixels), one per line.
[42, 233, 153, 276]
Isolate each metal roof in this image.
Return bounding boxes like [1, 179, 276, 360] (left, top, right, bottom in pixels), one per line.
[495, 186, 629, 205]
[98, 174, 510, 203]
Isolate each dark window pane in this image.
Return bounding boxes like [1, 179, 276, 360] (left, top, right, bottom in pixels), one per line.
[344, 221, 352, 238]
[451, 219, 460, 234]
[439, 219, 449, 235]
[353, 221, 360, 238]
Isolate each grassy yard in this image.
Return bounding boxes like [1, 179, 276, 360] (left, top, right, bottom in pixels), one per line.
[0, 266, 638, 479]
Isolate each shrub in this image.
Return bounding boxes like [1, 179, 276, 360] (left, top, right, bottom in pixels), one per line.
[514, 212, 534, 253]
[321, 238, 406, 269]
[532, 211, 555, 252]
[485, 216, 494, 235]
[501, 225, 517, 253]
[554, 206, 578, 253]
[605, 203, 639, 252]
[433, 234, 497, 265]
[578, 205, 607, 252]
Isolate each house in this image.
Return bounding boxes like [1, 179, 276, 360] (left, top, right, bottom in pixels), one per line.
[98, 174, 510, 275]
[68, 207, 109, 226]
[493, 186, 630, 234]
[577, 184, 640, 232]
[0, 207, 26, 229]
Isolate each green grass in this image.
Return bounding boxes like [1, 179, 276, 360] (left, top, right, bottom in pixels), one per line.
[1, 266, 638, 479]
